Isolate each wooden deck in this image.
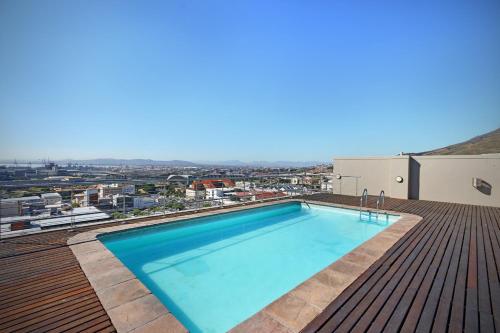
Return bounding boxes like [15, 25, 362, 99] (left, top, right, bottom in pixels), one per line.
[0, 195, 499, 332]
[302, 194, 500, 333]
[0, 225, 116, 333]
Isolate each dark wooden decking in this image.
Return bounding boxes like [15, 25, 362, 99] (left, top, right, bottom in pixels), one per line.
[0, 226, 116, 333]
[1, 195, 499, 332]
[303, 194, 500, 333]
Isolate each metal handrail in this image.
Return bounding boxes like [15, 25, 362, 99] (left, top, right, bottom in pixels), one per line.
[359, 188, 368, 218]
[377, 190, 385, 210]
[360, 188, 368, 206]
[376, 190, 385, 219]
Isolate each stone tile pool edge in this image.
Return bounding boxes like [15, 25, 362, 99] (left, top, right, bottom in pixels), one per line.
[68, 199, 422, 333]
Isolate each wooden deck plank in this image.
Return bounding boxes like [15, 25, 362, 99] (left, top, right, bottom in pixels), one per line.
[477, 205, 496, 332]
[485, 206, 500, 331]
[417, 204, 467, 332]
[1, 194, 499, 333]
[444, 204, 473, 333]
[301, 194, 500, 333]
[346, 204, 454, 332]
[400, 206, 465, 332]
[378, 202, 465, 332]
[312, 202, 452, 332]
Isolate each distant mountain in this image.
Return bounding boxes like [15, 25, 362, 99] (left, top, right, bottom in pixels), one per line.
[418, 128, 500, 155]
[56, 158, 199, 167]
[1, 158, 325, 168]
[194, 160, 325, 167]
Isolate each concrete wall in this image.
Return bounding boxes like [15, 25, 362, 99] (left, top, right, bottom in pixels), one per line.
[411, 155, 500, 207]
[332, 156, 409, 199]
[332, 154, 500, 207]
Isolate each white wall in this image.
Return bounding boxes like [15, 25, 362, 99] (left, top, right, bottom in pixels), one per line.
[332, 154, 500, 207]
[411, 155, 500, 207]
[332, 156, 409, 199]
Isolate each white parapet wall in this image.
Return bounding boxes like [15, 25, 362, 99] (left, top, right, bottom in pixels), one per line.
[332, 156, 410, 199]
[410, 155, 500, 207]
[332, 154, 500, 207]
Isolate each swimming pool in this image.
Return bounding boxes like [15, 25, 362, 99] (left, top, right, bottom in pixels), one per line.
[100, 202, 399, 333]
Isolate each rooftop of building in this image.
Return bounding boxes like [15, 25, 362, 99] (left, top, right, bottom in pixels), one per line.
[1, 194, 498, 332]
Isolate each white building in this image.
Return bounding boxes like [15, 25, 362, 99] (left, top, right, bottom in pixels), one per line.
[0, 196, 43, 217]
[80, 189, 98, 207]
[112, 194, 134, 209]
[41, 193, 62, 206]
[98, 184, 135, 198]
[167, 175, 192, 187]
[133, 197, 156, 209]
[206, 188, 225, 199]
[235, 180, 253, 190]
[122, 184, 135, 195]
[186, 188, 205, 200]
[0, 198, 23, 217]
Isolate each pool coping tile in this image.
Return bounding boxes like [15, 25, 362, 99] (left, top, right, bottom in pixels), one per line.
[68, 199, 422, 333]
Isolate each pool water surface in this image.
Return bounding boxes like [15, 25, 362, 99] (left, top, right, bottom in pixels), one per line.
[101, 202, 399, 333]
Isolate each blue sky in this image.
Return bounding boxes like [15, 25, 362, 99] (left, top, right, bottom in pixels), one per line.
[1, 0, 499, 162]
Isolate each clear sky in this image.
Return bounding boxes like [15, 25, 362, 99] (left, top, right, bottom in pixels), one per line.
[1, 0, 499, 162]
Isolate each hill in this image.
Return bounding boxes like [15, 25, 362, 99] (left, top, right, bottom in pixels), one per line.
[419, 128, 500, 155]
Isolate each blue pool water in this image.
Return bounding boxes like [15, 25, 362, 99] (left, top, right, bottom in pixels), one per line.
[100, 202, 399, 333]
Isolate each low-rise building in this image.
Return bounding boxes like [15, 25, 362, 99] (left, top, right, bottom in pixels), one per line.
[186, 188, 206, 200]
[206, 188, 224, 199]
[112, 194, 134, 210]
[0, 198, 23, 217]
[231, 191, 254, 202]
[133, 197, 156, 209]
[0, 196, 44, 217]
[98, 184, 135, 198]
[191, 179, 236, 190]
[41, 193, 62, 206]
[187, 178, 235, 200]
[73, 189, 99, 207]
[167, 175, 193, 187]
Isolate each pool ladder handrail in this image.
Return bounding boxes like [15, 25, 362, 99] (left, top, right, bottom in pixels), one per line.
[376, 190, 385, 219]
[376, 190, 385, 210]
[359, 188, 368, 218]
[303, 199, 311, 208]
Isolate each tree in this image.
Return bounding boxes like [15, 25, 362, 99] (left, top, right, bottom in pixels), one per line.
[140, 183, 157, 194]
[166, 202, 185, 211]
[111, 212, 126, 219]
[132, 208, 144, 216]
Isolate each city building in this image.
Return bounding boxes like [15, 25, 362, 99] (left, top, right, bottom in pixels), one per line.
[205, 188, 224, 200]
[74, 189, 99, 207]
[185, 188, 206, 200]
[41, 193, 62, 206]
[133, 197, 156, 209]
[191, 179, 236, 190]
[98, 184, 135, 198]
[0, 196, 44, 217]
[231, 191, 254, 202]
[112, 195, 134, 210]
[36, 163, 59, 177]
[185, 178, 237, 200]
[166, 175, 193, 187]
